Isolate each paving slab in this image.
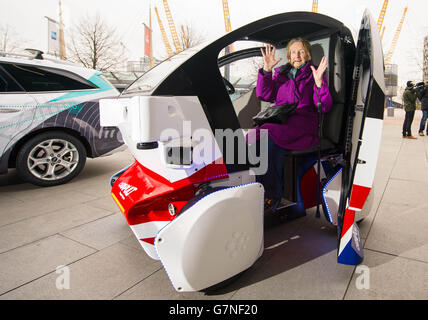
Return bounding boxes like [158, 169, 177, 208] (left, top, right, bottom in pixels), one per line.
[0, 181, 88, 202]
[229, 212, 355, 300]
[390, 145, 428, 183]
[0, 191, 99, 227]
[364, 194, 428, 263]
[0, 204, 113, 253]
[115, 210, 309, 300]
[85, 195, 120, 213]
[115, 268, 235, 300]
[0, 108, 426, 300]
[0, 243, 161, 300]
[380, 178, 428, 207]
[0, 234, 95, 295]
[120, 235, 146, 251]
[60, 213, 133, 250]
[0, 193, 24, 208]
[344, 249, 428, 300]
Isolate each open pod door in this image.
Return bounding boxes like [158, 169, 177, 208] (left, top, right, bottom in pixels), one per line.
[154, 183, 264, 292]
[337, 10, 386, 265]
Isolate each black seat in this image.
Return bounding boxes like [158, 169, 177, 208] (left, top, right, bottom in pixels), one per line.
[280, 36, 347, 211]
[236, 88, 263, 129]
[285, 37, 345, 156]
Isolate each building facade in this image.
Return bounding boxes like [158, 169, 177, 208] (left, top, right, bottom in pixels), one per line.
[424, 35, 428, 82]
[385, 63, 398, 97]
[126, 56, 161, 73]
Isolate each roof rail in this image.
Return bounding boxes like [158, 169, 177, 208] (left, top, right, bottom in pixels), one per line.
[0, 48, 44, 60]
[24, 48, 44, 59]
[0, 49, 78, 67]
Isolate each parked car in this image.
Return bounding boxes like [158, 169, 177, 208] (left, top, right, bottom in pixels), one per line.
[0, 50, 123, 186]
[100, 10, 385, 292]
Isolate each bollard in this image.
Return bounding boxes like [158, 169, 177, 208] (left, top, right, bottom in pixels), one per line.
[387, 107, 394, 117]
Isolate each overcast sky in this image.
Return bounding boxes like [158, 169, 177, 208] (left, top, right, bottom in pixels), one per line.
[1, 0, 427, 86]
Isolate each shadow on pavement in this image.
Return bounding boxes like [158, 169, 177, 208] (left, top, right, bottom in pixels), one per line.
[204, 212, 339, 295]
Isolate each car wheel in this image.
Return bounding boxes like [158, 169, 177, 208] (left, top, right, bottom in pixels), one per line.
[16, 131, 87, 187]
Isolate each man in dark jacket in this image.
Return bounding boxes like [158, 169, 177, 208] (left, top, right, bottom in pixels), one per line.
[416, 82, 428, 136]
[402, 81, 418, 139]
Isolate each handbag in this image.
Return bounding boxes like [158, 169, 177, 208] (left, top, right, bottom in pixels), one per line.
[252, 102, 298, 126]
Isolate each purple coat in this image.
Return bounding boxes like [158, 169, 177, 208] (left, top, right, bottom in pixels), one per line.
[253, 61, 333, 150]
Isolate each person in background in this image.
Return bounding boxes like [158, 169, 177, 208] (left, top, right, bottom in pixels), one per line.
[416, 81, 428, 136]
[402, 81, 418, 139]
[254, 38, 332, 214]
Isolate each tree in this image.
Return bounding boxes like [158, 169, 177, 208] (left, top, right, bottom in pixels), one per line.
[154, 22, 206, 61]
[0, 23, 24, 52]
[402, 21, 428, 83]
[67, 14, 127, 71]
[179, 23, 205, 50]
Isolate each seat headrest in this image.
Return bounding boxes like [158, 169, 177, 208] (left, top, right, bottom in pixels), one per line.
[310, 43, 325, 66]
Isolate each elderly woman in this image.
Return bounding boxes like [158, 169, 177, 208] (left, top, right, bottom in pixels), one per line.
[254, 38, 333, 213]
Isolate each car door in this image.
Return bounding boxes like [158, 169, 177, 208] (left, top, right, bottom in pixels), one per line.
[337, 9, 386, 265]
[218, 45, 267, 129]
[0, 63, 38, 157]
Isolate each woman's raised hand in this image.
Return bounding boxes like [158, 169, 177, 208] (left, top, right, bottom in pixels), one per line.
[261, 44, 282, 73]
[310, 56, 328, 88]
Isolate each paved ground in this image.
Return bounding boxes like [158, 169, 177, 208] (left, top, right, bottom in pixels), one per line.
[0, 108, 427, 300]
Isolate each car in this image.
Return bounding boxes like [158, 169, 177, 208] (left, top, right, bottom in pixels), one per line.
[0, 50, 124, 186]
[100, 10, 385, 292]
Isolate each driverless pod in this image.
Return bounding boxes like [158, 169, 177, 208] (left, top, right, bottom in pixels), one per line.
[100, 10, 385, 292]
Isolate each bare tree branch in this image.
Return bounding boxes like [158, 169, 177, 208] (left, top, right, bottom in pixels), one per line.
[402, 21, 428, 81]
[179, 23, 206, 50]
[0, 23, 25, 52]
[67, 14, 127, 71]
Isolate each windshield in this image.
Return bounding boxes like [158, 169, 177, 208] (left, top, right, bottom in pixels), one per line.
[122, 41, 212, 96]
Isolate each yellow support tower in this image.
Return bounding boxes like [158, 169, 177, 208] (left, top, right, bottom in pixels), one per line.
[149, 5, 154, 68]
[222, 0, 234, 53]
[222, 0, 232, 33]
[381, 26, 386, 41]
[377, 0, 389, 33]
[181, 25, 188, 49]
[58, 0, 66, 60]
[385, 7, 408, 65]
[154, 6, 173, 58]
[162, 0, 183, 53]
[312, 0, 318, 13]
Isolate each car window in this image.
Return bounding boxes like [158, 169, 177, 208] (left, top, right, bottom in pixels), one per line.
[217, 37, 330, 129]
[0, 66, 24, 92]
[0, 63, 97, 92]
[219, 41, 286, 101]
[218, 41, 270, 129]
[219, 55, 264, 102]
[123, 41, 209, 95]
[219, 37, 330, 102]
